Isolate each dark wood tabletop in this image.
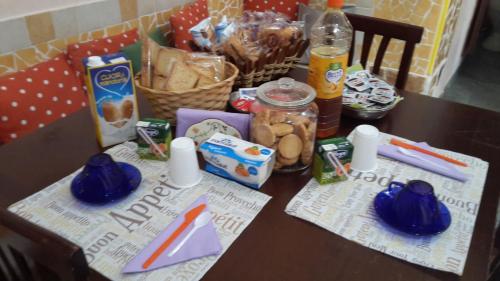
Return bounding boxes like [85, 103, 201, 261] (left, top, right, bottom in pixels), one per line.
[1, 68, 499, 281]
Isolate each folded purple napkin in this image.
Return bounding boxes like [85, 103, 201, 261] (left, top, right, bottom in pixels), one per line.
[378, 142, 468, 182]
[176, 108, 251, 148]
[123, 195, 222, 273]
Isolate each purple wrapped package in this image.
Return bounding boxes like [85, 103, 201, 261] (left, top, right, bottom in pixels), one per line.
[176, 108, 250, 148]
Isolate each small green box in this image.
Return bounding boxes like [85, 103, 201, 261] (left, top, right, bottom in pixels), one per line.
[136, 118, 172, 161]
[313, 137, 353, 185]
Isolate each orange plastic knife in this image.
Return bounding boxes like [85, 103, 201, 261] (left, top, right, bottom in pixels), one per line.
[390, 138, 468, 167]
[142, 203, 207, 269]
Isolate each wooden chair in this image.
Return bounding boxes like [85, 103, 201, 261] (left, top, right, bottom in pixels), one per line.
[345, 13, 424, 90]
[0, 209, 89, 281]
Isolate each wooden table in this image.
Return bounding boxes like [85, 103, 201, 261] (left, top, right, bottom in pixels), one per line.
[1, 68, 499, 281]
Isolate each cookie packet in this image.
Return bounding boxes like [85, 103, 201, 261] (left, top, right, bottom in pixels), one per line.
[84, 53, 139, 147]
[200, 133, 275, 189]
[215, 11, 305, 76]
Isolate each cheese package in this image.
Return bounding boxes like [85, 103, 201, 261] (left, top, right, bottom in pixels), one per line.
[200, 133, 275, 189]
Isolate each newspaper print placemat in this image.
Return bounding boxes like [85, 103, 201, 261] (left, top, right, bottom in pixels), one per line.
[285, 133, 489, 275]
[8, 144, 271, 281]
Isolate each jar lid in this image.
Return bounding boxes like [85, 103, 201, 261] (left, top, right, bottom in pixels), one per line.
[256, 78, 316, 108]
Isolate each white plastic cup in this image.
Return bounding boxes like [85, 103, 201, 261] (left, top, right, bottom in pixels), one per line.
[168, 137, 202, 188]
[350, 125, 380, 172]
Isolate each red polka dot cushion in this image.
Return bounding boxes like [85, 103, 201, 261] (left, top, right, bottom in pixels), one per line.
[67, 29, 139, 80]
[170, 0, 209, 51]
[0, 54, 87, 144]
[244, 0, 309, 20]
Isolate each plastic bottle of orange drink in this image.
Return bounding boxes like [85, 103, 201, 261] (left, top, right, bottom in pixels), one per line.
[307, 0, 352, 138]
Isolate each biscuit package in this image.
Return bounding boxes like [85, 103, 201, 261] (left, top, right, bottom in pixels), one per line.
[189, 11, 306, 78]
[200, 133, 275, 189]
[140, 38, 225, 91]
[84, 54, 139, 147]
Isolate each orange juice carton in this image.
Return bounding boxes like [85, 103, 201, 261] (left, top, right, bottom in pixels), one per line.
[200, 133, 275, 189]
[84, 54, 139, 147]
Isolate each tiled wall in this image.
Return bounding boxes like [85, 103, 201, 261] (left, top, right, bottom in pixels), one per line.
[427, 0, 462, 97]
[0, 0, 242, 76]
[0, 0, 456, 96]
[370, 0, 445, 78]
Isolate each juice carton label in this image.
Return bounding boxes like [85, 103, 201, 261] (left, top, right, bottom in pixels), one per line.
[200, 133, 275, 189]
[308, 52, 348, 99]
[86, 56, 139, 147]
[313, 137, 353, 185]
[136, 119, 172, 161]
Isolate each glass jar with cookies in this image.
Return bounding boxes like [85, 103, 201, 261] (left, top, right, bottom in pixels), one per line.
[250, 78, 318, 172]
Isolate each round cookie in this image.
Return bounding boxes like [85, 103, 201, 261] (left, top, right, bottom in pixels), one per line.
[307, 121, 317, 139]
[272, 123, 294, 137]
[288, 114, 310, 126]
[274, 160, 283, 170]
[311, 102, 319, 113]
[271, 137, 280, 151]
[278, 154, 299, 166]
[253, 124, 276, 147]
[295, 123, 309, 142]
[270, 111, 287, 124]
[278, 134, 303, 159]
[301, 140, 314, 165]
[254, 109, 271, 125]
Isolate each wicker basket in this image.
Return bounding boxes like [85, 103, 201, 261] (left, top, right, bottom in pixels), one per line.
[135, 62, 239, 124]
[233, 40, 309, 88]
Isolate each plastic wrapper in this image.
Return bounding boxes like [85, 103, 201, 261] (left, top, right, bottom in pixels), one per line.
[188, 11, 306, 78]
[140, 37, 226, 91]
[190, 17, 216, 51]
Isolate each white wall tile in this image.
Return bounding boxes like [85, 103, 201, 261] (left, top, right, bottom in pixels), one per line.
[100, 0, 121, 27]
[0, 18, 31, 53]
[75, 0, 121, 34]
[138, 0, 156, 16]
[155, 0, 188, 12]
[52, 7, 78, 39]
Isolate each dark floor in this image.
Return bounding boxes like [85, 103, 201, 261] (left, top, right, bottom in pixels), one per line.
[441, 44, 500, 113]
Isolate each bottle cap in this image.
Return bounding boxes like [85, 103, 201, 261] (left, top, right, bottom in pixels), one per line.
[327, 0, 344, 8]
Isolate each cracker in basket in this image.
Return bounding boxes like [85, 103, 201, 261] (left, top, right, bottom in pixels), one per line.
[188, 62, 216, 87]
[191, 53, 226, 81]
[155, 48, 189, 77]
[152, 76, 168, 90]
[141, 35, 227, 91]
[165, 60, 199, 91]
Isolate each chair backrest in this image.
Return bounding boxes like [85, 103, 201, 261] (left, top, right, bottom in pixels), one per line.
[0, 209, 89, 281]
[345, 13, 424, 90]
